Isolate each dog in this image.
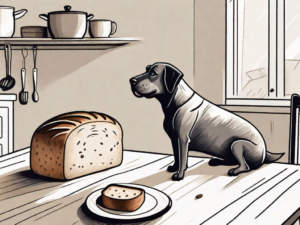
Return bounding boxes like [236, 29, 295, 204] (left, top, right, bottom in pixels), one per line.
[129, 62, 284, 181]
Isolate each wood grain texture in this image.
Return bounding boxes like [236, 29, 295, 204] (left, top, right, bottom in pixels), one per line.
[0, 148, 299, 225]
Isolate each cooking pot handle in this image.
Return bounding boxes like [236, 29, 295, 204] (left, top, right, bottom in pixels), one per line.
[87, 14, 94, 21]
[39, 14, 48, 21]
[14, 9, 28, 20]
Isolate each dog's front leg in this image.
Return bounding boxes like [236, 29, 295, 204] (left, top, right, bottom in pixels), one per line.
[171, 138, 189, 181]
[167, 139, 180, 172]
[171, 106, 199, 181]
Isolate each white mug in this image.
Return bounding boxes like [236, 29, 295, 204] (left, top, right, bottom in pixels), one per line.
[0, 6, 27, 37]
[89, 20, 117, 38]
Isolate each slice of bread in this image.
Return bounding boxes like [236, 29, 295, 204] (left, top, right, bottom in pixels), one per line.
[101, 184, 145, 212]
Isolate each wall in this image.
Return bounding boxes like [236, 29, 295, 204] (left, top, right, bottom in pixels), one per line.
[0, 0, 194, 154]
[194, 0, 226, 105]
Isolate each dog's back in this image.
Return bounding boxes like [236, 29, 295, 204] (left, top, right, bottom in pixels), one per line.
[185, 95, 265, 159]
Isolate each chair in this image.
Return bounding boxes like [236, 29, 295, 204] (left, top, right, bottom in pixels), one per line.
[289, 93, 300, 164]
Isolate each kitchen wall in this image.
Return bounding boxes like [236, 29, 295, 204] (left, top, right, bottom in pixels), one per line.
[194, 0, 226, 105]
[0, 0, 194, 154]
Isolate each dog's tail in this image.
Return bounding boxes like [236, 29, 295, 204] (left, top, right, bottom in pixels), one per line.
[264, 151, 285, 164]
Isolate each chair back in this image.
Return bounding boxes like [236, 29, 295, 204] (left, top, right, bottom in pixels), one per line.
[289, 93, 300, 164]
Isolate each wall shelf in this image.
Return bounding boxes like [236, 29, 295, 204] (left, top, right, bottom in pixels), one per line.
[0, 37, 142, 50]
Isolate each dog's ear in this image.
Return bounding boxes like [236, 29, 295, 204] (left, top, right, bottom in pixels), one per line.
[164, 65, 184, 93]
[146, 65, 151, 71]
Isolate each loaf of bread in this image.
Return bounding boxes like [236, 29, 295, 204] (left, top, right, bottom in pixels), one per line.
[30, 111, 123, 180]
[101, 184, 145, 211]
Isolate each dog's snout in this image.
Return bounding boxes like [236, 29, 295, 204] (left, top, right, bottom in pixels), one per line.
[130, 78, 138, 85]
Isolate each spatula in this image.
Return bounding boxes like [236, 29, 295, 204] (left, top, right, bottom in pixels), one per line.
[32, 46, 39, 102]
[19, 48, 28, 105]
[0, 43, 16, 91]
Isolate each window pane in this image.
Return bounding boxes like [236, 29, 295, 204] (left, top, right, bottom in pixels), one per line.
[237, 0, 269, 98]
[285, 0, 300, 97]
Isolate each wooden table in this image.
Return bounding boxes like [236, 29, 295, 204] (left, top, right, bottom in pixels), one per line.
[0, 148, 299, 225]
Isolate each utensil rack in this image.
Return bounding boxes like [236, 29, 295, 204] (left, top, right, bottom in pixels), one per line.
[0, 37, 142, 50]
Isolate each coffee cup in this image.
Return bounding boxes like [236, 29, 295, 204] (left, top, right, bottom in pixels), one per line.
[89, 20, 117, 38]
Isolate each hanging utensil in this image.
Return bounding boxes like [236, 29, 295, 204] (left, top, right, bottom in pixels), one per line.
[19, 48, 28, 105]
[0, 43, 15, 91]
[32, 46, 39, 102]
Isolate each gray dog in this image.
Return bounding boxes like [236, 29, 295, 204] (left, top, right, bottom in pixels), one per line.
[130, 62, 284, 181]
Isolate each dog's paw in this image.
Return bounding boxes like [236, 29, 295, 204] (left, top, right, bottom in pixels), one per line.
[171, 173, 184, 181]
[228, 167, 249, 176]
[228, 169, 238, 176]
[208, 158, 223, 166]
[167, 165, 179, 173]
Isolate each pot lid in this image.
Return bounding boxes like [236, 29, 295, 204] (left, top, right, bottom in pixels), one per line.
[48, 5, 87, 15]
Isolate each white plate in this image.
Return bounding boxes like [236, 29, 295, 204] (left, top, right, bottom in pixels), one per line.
[84, 183, 172, 223]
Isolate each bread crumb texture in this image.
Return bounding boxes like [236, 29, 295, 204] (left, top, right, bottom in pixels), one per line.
[102, 184, 145, 212]
[30, 112, 123, 180]
[103, 185, 142, 200]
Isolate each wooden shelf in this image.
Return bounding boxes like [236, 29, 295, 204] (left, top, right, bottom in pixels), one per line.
[0, 37, 142, 50]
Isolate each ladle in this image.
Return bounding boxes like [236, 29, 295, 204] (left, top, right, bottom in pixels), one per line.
[0, 43, 16, 91]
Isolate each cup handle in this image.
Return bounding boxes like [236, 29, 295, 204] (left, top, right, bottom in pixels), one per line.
[14, 9, 28, 20]
[111, 21, 117, 35]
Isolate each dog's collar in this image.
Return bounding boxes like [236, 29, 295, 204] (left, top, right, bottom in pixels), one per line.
[167, 91, 196, 113]
[166, 88, 178, 109]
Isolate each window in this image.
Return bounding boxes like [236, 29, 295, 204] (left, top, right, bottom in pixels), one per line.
[226, 0, 300, 106]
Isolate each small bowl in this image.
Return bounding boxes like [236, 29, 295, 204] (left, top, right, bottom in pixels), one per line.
[21, 26, 48, 38]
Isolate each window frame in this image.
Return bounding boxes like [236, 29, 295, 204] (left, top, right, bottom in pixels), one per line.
[225, 0, 287, 106]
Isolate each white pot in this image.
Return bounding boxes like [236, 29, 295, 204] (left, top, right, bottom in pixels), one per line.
[0, 6, 28, 37]
[39, 5, 94, 39]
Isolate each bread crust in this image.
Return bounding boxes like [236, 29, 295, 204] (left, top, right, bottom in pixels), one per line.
[30, 111, 123, 180]
[101, 184, 145, 212]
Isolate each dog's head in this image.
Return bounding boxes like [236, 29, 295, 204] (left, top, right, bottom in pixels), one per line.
[129, 63, 184, 98]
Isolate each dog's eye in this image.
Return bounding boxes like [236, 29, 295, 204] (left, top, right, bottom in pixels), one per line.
[150, 71, 157, 77]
